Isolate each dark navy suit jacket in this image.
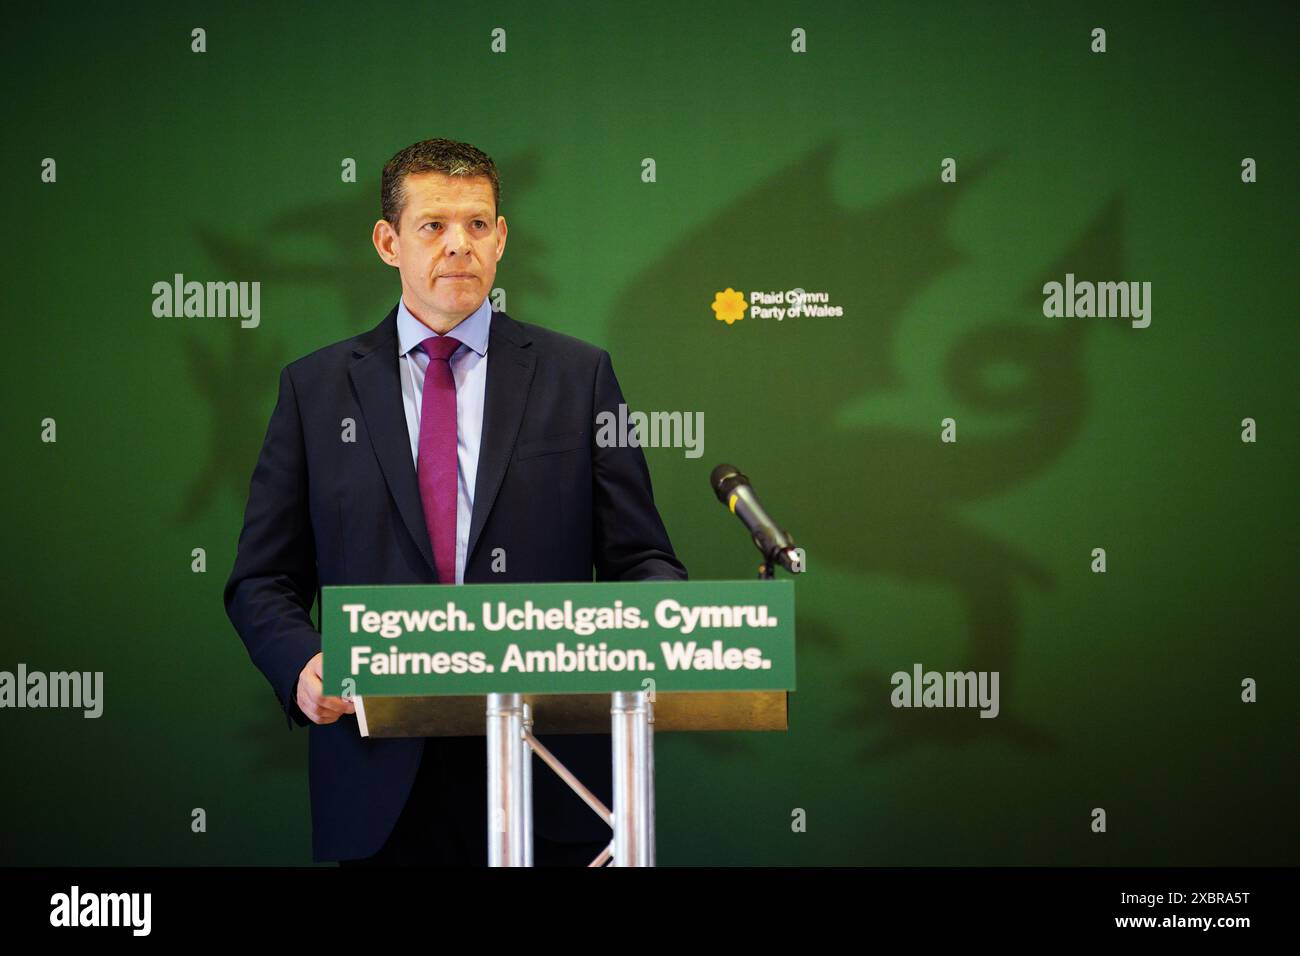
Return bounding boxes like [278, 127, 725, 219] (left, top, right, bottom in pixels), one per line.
[224, 305, 687, 862]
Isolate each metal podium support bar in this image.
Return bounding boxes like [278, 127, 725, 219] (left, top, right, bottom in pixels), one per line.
[486, 690, 656, 867]
[611, 690, 655, 866]
[486, 693, 530, 867]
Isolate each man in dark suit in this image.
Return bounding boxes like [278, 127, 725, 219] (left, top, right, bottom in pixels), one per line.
[224, 138, 687, 866]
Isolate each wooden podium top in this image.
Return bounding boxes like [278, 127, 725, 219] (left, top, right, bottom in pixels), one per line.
[355, 690, 789, 738]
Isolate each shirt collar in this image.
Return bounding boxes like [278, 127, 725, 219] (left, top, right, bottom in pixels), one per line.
[396, 295, 492, 358]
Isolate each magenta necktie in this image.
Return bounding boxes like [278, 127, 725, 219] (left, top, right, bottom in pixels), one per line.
[417, 335, 462, 583]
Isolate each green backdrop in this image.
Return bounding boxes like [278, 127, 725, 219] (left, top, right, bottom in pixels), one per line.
[1, 0, 1295, 865]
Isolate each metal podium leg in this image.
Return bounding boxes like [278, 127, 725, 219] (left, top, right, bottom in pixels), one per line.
[610, 691, 655, 866]
[521, 700, 534, 867]
[486, 693, 531, 867]
[647, 695, 656, 866]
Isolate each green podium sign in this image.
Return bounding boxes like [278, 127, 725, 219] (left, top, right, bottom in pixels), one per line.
[321, 579, 795, 696]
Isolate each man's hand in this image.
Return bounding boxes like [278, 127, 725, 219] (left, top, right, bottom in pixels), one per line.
[296, 652, 356, 725]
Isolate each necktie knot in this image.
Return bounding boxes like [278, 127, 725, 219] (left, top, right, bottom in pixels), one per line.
[419, 335, 462, 363]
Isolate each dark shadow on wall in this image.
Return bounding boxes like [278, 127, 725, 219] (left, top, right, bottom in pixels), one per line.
[177, 322, 289, 525]
[605, 140, 1125, 760]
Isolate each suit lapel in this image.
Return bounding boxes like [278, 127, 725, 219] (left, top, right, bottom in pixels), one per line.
[348, 306, 440, 579]
[466, 311, 535, 566]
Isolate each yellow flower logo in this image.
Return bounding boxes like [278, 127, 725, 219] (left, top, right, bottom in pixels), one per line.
[711, 288, 748, 325]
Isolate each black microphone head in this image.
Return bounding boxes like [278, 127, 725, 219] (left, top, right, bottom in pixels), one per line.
[710, 463, 748, 502]
[709, 464, 737, 491]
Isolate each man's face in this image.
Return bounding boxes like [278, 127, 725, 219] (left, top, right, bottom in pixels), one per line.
[372, 171, 507, 333]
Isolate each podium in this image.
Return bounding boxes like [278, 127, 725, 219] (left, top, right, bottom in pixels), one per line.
[322, 580, 796, 867]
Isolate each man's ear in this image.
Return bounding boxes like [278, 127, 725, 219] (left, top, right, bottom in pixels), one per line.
[495, 216, 507, 261]
[372, 219, 400, 266]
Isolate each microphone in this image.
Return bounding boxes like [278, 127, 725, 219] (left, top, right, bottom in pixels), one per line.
[709, 464, 804, 575]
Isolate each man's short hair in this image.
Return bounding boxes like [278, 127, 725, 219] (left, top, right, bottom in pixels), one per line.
[381, 138, 501, 231]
